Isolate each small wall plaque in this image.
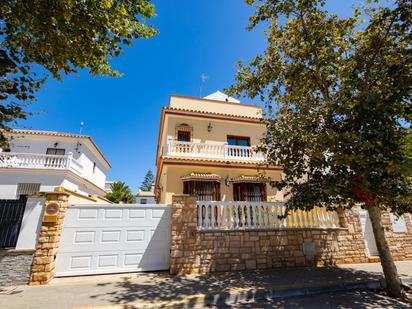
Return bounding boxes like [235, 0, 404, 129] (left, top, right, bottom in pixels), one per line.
[43, 202, 60, 223]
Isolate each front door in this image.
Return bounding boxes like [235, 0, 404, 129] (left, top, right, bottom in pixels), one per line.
[359, 209, 379, 256]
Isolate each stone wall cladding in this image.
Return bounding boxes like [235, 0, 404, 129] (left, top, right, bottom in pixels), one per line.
[29, 192, 69, 285]
[0, 249, 35, 286]
[383, 212, 412, 261]
[170, 195, 412, 275]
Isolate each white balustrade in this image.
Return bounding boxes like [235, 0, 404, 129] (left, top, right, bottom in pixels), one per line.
[167, 141, 265, 161]
[0, 152, 83, 176]
[196, 201, 340, 231]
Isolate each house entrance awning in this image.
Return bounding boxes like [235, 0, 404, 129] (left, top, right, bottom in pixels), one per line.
[230, 175, 268, 183]
[181, 172, 222, 182]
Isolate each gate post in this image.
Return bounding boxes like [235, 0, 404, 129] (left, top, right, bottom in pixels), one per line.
[29, 188, 69, 285]
[170, 194, 198, 275]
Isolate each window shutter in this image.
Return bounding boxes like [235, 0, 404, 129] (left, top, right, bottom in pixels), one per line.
[183, 181, 220, 201]
[233, 183, 266, 202]
[389, 213, 407, 233]
[212, 182, 221, 201]
[261, 184, 267, 202]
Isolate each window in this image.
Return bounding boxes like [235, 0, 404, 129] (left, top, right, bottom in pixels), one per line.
[227, 135, 250, 146]
[16, 183, 41, 198]
[183, 181, 220, 201]
[389, 213, 407, 233]
[93, 162, 96, 173]
[177, 130, 191, 142]
[176, 123, 192, 142]
[140, 198, 147, 204]
[233, 183, 266, 202]
[46, 148, 65, 155]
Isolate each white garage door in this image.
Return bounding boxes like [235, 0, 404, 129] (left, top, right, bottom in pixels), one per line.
[55, 204, 171, 277]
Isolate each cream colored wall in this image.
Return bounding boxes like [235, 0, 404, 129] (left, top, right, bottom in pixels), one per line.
[159, 164, 283, 204]
[169, 96, 262, 118]
[163, 115, 266, 154]
[68, 192, 111, 204]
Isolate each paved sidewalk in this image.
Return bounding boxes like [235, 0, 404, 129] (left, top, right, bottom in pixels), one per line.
[0, 261, 411, 309]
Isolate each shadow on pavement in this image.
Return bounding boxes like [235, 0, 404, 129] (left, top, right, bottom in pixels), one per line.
[231, 290, 411, 309]
[88, 266, 389, 308]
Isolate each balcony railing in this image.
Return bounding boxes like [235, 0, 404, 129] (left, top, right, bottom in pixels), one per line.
[0, 152, 83, 176]
[166, 141, 265, 162]
[197, 201, 340, 231]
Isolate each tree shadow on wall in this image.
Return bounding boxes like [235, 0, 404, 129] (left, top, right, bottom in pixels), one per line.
[136, 208, 171, 272]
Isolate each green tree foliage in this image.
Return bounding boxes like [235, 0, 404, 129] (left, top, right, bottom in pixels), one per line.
[229, 0, 411, 297]
[0, 0, 157, 145]
[140, 170, 154, 191]
[106, 181, 136, 204]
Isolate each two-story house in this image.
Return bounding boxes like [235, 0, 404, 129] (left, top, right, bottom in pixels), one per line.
[155, 91, 283, 204]
[136, 187, 156, 204]
[0, 130, 111, 201]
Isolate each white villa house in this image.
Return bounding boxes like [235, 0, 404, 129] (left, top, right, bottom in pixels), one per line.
[136, 185, 156, 204]
[0, 130, 111, 202]
[104, 180, 115, 193]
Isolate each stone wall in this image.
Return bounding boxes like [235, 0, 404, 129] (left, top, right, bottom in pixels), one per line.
[0, 249, 35, 286]
[170, 195, 412, 275]
[29, 191, 69, 285]
[383, 212, 412, 261]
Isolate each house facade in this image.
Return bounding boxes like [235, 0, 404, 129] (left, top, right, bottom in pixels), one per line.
[136, 190, 156, 204]
[136, 185, 156, 204]
[0, 130, 111, 202]
[156, 92, 412, 273]
[155, 91, 283, 204]
[104, 181, 115, 193]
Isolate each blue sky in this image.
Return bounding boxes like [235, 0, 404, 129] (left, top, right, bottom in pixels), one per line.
[21, 0, 358, 192]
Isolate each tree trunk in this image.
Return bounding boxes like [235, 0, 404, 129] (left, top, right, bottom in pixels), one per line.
[367, 204, 403, 297]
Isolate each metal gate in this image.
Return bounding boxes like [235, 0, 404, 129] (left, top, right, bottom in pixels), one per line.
[359, 209, 379, 256]
[55, 204, 171, 277]
[0, 195, 27, 248]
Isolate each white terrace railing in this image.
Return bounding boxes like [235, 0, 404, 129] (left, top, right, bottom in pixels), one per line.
[197, 201, 340, 231]
[0, 152, 83, 176]
[167, 140, 265, 162]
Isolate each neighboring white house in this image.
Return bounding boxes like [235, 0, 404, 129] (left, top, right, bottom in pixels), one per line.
[0, 130, 111, 199]
[136, 185, 156, 204]
[104, 180, 115, 193]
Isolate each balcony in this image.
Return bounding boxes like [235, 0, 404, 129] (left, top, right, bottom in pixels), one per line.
[166, 141, 265, 162]
[0, 152, 83, 176]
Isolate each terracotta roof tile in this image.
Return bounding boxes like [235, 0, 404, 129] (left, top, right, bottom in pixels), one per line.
[181, 172, 222, 181]
[163, 155, 264, 164]
[163, 107, 263, 121]
[230, 174, 268, 183]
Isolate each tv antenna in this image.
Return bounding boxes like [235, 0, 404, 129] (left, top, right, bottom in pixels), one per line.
[79, 122, 84, 135]
[199, 73, 208, 97]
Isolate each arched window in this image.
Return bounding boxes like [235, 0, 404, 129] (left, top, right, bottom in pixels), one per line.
[175, 123, 192, 142]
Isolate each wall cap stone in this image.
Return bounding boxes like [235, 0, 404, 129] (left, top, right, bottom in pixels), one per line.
[198, 227, 348, 233]
[0, 249, 36, 255]
[45, 192, 70, 197]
